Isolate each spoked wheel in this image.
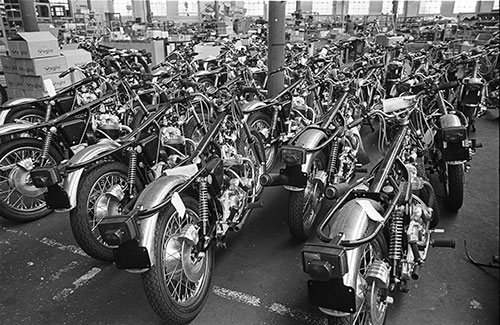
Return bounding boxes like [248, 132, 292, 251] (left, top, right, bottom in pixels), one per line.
[287, 152, 326, 241]
[236, 129, 266, 201]
[142, 195, 214, 324]
[247, 111, 278, 172]
[444, 163, 464, 212]
[69, 162, 138, 261]
[0, 138, 62, 222]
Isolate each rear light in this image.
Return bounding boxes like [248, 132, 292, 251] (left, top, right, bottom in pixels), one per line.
[280, 145, 306, 166]
[31, 166, 62, 188]
[98, 215, 139, 246]
[302, 243, 348, 280]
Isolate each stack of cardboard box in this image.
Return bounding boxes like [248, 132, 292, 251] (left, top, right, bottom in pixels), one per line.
[1, 31, 92, 99]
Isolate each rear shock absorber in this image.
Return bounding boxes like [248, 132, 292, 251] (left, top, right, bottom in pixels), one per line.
[389, 212, 404, 278]
[198, 177, 209, 235]
[40, 127, 56, 166]
[327, 140, 339, 182]
[128, 148, 138, 196]
[270, 107, 279, 137]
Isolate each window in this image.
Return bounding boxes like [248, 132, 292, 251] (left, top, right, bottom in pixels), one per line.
[178, 0, 198, 16]
[243, 0, 265, 16]
[114, 0, 132, 16]
[419, 0, 441, 15]
[453, 0, 477, 13]
[286, 1, 296, 16]
[348, 0, 370, 16]
[49, 0, 70, 17]
[493, 0, 499, 10]
[150, 0, 167, 17]
[312, 1, 333, 15]
[381, 0, 405, 15]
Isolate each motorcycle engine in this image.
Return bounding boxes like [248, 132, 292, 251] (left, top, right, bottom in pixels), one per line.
[95, 113, 121, 139]
[220, 178, 247, 232]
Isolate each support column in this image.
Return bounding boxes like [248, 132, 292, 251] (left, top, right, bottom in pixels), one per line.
[267, 1, 286, 98]
[19, 0, 39, 32]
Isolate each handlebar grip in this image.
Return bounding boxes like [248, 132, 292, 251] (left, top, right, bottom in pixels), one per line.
[436, 80, 459, 91]
[431, 239, 456, 248]
[59, 67, 74, 78]
[367, 63, 384, 70]
[347, 117, 365, 129]
[170, 95, 191, 104]
[259, 173, 289, 187]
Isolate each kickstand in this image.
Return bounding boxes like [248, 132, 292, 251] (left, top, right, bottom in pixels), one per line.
[464, 240, 499, 269]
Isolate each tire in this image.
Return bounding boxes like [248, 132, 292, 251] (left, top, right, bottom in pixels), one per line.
[236, 129, 266, 200]
[416, 161, 440, 228]
[69, 162, 139, 261]
[445, 164, 464, 212]
[142, 195, 214, 324]
[247, 111, 278, 172]
[0, 84, 7, 104]
[287, 152, 326, 241]
[0, 138, 63, 222]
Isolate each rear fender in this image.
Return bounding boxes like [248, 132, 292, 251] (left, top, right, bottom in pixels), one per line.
[294, 128, 328, 174]
[134, 174, 193, 266]
[0, 98, 39, 124]
[0, 122, 38, 137]
[241, 100, 269, 114]
[59, 139, 121, 212]
[326, 198, 383, 306]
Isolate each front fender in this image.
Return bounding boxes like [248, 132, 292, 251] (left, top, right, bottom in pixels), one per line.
[134, 174, 192, 267]
[0, 122, 37, 137]
[59, 139, 121, 212]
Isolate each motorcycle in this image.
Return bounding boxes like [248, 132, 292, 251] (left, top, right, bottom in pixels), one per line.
[260, 74, 372, 240]
[93, 97, 265, 324]
[302, 94, 455, 324]
[29, 92, 213, 260]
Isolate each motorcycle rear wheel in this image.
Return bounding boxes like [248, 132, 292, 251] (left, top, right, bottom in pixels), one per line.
[0, 138, 62, 222]
[288, 152, 326, 241]
[247, 111, 278, 172]
[444, 164, 464, 212]
[142, 195, 214, 324]
[327, 233, 388, 325]
[70, 162, 138, 261]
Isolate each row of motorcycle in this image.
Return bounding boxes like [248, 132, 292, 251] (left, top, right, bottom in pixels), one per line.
[0, 36, 498, 324]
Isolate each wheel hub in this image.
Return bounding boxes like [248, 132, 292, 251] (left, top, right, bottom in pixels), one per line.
[10, 162, 45, 198]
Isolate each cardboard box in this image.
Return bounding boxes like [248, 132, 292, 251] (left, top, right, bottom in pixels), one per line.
[4, 73, 25, 89]
[8, 31, 60, 59]
[23, 73, 72, 92]
[6, 88, 25, 99]
[375, 34, 405, 47]
[23, 89, 47, 99]
[61, 49, 92, 68]
[0, 56, 19, 73]
[16, 56, 68, 76]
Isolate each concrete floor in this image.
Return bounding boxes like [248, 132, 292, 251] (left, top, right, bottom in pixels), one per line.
[0, 115, 498, 325]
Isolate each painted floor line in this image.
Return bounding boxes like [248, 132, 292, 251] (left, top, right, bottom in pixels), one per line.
[52, 267, 101, 301]
[1, 225, 89, 258]
[212, 286, 327, 325]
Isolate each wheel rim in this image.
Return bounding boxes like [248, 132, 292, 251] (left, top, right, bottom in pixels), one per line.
[250, 119, 275, 171]
[86, 172, 129, 247]
[0, 146, 56, 212]
[302, 157, 325, 230]
[161, 208, 208, 305]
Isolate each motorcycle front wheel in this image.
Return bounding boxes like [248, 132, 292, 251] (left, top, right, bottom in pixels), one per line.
[70, 162, 138, 261]
[288, 152, 326, 241]
[0, 138, 62, 222]
[444, 164, 464, 212]
[142, 195, 214, 324]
